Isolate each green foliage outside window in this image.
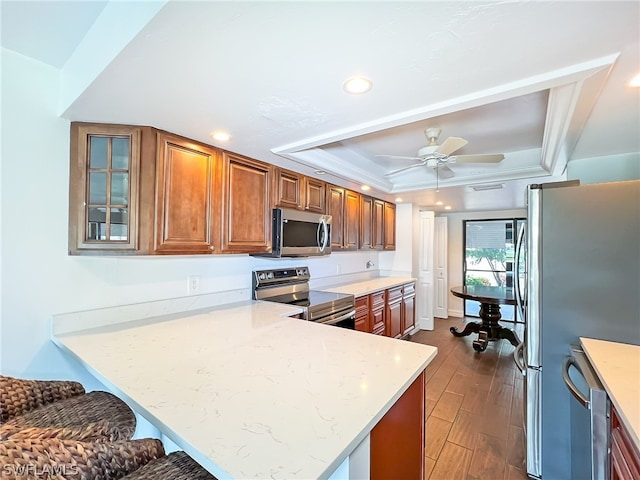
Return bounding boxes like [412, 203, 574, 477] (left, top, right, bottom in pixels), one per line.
[465, 247, 507, 286]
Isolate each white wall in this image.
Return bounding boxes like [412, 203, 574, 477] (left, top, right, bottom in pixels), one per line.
[567, 153, 640, 184]
[440, 209, 526, 317]
[0, 49, 380, 383]
[378, 203, 413, 277]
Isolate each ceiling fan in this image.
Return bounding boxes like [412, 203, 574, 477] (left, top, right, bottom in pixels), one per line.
[380, 127, 505, 179]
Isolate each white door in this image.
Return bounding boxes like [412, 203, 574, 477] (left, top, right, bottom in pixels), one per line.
[418, 211, 434, 330]
[433, 216, 448, 318]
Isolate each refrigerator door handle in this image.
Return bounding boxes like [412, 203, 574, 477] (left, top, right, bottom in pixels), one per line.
[514, 342, 526, 375]
[562, 356, 590, 409]
[514, 221, 526, 322]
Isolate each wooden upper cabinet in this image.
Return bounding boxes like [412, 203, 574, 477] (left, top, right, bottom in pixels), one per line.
[344, 189, 360, 250]
[373, 199, 385, 250]
[69, 122, 156, 255]
[274, 168, 326, 213]
[69, 122, 393, 256]
[274, 168, 303, 210]
[383, 201, 396, 250]
[327, 186, 345, 250]
[221, 152, 272, 254]
[360, 195, 385, 250]
[360, 196, 373, 249]
[303, 177, 326, 213]
[155, 131, 220, 254]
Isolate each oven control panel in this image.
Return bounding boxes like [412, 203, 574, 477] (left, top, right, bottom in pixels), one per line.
[253, 266, 310, 288]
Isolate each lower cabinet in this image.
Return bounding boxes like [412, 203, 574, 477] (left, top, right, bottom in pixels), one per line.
[370, 370, 425, 479]
[356, 282, 417, 338]
[371, 291, 386, 335]
[610, 403, 640, 480]
[402, 283, 416, 335]
[386, 287, 403, 338]
[355, 296, 370, 333]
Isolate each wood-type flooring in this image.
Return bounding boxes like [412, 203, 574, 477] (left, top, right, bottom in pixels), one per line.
[410, 317, 529, 480]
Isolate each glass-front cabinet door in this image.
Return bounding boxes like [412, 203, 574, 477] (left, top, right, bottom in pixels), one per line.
[69, 123, 141, 253]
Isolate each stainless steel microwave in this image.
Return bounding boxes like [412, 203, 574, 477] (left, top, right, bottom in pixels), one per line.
[257, 208, 331, 257]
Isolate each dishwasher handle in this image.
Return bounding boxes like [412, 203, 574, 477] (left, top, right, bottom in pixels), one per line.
[562, 356, 590, 409]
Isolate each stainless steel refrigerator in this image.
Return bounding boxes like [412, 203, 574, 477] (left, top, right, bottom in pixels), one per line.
[513, 180, 640, 479]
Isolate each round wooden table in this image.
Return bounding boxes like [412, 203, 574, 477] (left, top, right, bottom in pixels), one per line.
[450, 285, 521, 352]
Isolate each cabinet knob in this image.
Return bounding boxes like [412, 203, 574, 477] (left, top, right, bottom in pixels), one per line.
[209, 245, 215, 251]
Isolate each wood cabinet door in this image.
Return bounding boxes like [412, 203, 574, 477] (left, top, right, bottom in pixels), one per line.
[69, 122, 144, 254]
[344, 190, 360, 250]
[370, 291, 386, 335]
[403, 294, 416, 336]
[355, 296, 371, 333]
[360, 196, 373, 249]
[304, 177, 326, 213]
[155, 132, 220, 254]
[221, 152, 271, 253]
[383, 201, 396, 250]
[372, 199, 385, 250]
[387, 301, 402, 338]
[327, 186, 345, 250]
[274, 168, 303, 210]
[371, 371, 425, 480]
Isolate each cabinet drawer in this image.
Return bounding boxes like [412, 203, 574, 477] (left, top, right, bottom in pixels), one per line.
[387, 286, 403, 303]
[403, 282, 416, 297]
[611, 404, 640, 480]
[356, 295, 369, 309]
[371, 291, 385, 307]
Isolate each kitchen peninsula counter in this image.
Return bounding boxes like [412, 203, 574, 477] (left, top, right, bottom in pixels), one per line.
[52, 299, 437, 479]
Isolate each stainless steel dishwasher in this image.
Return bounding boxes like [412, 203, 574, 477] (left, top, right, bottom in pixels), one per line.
[562, 345, 609, 480]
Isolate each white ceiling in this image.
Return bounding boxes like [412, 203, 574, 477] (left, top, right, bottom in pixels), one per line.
[2, 1, 639, 213]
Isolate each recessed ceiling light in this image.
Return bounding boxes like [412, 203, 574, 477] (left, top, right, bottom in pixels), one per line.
[314, 170, 327, 175]
[436, 201, 443, 206]
[211, 131, 231, 141]
[343, 76, 373, 95]
[445, 206, 452, 210]
[629, 72, 640, 87]
[395, 197, 402, 202]
[361, 185, 371, 191]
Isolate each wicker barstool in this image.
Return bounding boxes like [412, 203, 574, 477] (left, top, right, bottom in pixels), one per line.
[122, 450, 218, 480]
[0, 390, 136, 442]
[0, 375, 85, 422]
[0, 437, 165, 480]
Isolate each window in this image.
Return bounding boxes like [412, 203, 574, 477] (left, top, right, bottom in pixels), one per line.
[463, 218, 525, 322]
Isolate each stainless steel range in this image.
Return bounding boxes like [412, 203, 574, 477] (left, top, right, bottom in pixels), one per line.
[252, 267, 356, 329]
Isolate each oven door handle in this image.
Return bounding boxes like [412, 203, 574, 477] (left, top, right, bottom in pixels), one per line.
[319, 309, 356, 326]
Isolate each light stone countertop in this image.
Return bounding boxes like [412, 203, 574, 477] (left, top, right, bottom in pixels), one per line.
[53, 299, 437, 480]
[580, 337, 640, 450]
[321, 277, 416, 297]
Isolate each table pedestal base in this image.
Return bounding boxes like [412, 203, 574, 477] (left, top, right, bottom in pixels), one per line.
[450, 303, 520, 352]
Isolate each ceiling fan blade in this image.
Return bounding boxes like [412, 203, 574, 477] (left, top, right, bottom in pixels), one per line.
[375, 154, 422, 161]
[453, 153, 505, 164]
[436, 136, 468, 156]
[435, 164, 455, 179]
[385, 161, 426, 177]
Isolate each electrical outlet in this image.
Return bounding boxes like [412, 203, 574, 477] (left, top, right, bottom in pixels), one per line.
[187, 275, 200, 295]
